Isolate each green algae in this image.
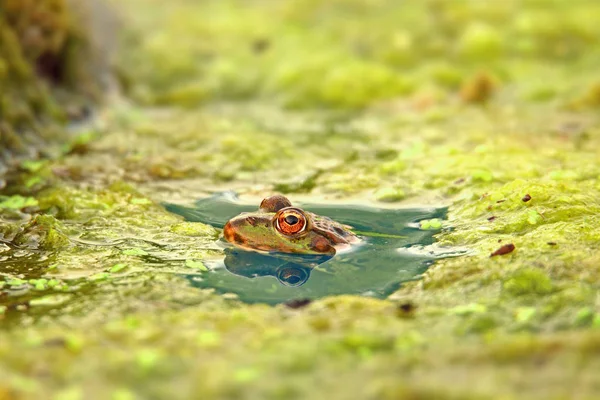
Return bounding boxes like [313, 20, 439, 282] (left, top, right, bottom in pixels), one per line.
[1, 0, 600, 399]
[374, 187, 406, 202]
[118, 0, 600, 110]
[503, 268, 554, 297]
[0, 195, 38, 209]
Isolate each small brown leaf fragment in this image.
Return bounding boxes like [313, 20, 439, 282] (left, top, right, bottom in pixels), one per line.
[396, 302, 417, 318]
[460, 72, 498, 104]
[43, 338, 68, 347]
[490, 243, 515, 257]
[252, 38, 270, 53]
[487, 216, 496, 222]
[285, 298, 312, 309]
[6, 302, 30, 312]
[522, 194, 532, 202]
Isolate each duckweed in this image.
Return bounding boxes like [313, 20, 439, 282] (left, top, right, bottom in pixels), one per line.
[109, 264, 128, 273]
[122, 248, 149, 256]
[185, 260, 208, 271]
[419, 218, 443, 230]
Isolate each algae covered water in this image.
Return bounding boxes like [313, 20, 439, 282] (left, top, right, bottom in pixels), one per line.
[166, 192, 451, 305]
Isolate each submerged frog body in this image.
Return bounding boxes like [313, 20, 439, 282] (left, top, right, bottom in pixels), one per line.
[223, 195, 360, 255]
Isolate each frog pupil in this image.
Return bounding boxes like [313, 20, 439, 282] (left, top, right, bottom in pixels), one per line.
[285, 215, 299, 225]
[285, 275, 300, 284]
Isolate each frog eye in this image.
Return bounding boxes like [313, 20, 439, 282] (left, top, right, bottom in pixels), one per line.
[275, 208, 308, 236]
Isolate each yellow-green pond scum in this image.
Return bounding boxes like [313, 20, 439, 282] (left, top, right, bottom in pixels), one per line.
[2, 0, 600, 399]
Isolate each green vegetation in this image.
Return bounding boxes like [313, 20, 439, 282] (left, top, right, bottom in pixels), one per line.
[0, 0, 109, 170]
[2, 0, 600, 398]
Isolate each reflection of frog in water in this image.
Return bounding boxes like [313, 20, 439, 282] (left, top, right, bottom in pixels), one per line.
[223, 195, 360, 255]
[223, 247, 331, 287]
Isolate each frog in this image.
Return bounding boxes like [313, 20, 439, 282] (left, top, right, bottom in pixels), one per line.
[222, 195, 360, 255]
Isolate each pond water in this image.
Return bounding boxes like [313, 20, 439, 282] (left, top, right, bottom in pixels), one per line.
[166, 192, 457, 305]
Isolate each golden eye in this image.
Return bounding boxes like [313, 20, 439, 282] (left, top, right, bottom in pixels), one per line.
[275, 208, 308, 236]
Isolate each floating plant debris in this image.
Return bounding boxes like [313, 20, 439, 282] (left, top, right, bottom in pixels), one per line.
[491, 243, 516, 257]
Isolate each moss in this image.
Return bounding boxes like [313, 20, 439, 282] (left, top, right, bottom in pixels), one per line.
[374, 187, 406, 202]
[458, 22, 504, 60]
[0, 195, 38, 209]
[8, 214, 69, 250]
[275, 59, 414, 109]
[0, 0, 112, 178]
[503, 268, 554, 297]
[118, 0, 600, 111]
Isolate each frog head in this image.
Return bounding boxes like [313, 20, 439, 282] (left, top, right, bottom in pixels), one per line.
[223, 195, 358, 255]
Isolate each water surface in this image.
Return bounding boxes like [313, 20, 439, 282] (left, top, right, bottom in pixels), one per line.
[166, 192, 452, 305]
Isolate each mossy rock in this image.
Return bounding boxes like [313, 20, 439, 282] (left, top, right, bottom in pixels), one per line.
[0, 0, 115, 176]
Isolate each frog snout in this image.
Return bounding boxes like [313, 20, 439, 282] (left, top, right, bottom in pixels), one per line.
[223, 221, 235, 243]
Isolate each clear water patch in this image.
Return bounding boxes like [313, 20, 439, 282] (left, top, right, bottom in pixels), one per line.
[165, 192, 459, 305]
